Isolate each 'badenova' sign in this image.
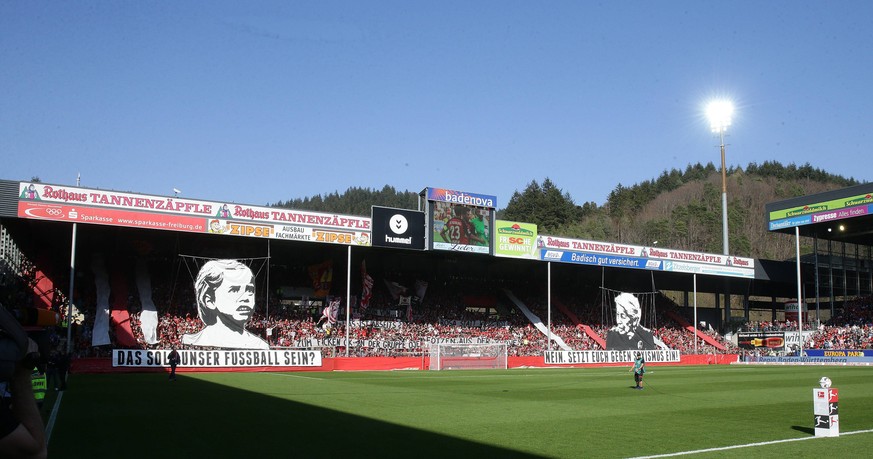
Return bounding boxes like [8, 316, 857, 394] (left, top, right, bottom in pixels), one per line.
[425, 187, 497, 209]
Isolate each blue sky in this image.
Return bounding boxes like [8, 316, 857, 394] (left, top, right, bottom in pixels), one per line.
[2, 1, 871, 210]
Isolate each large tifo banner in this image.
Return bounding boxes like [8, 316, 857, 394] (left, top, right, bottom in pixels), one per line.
[113, 349, 323, 368]
[17, 182, 371, 246]
[544, 349, 681, 365]
[537, 235, 755, 279]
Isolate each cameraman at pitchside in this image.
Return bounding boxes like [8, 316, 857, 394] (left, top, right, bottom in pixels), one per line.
[0, 306, 48, 459]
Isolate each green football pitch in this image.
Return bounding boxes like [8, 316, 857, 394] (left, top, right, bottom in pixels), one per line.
[46, 365, 873, 458]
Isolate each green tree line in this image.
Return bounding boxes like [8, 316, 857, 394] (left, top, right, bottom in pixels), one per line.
[270, 161, 859, 260]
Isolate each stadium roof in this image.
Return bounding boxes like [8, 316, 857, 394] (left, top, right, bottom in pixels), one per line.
[0, 178, 828, 301]
[766, 182, 873, 246]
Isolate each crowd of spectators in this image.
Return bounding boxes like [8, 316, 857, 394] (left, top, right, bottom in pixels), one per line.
[806, 296, 873, 350]
[67, 280, 740, 357]
[8, 257, 873, 360]
[738, 296, 873, 354]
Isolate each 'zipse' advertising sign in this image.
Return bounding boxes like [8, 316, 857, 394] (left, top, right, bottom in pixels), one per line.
[371, 206, 425, 250]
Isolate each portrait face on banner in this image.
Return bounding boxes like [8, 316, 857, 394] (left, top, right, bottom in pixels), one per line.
[211, 266, 255, 323]
[613, 293, 641, 336]
[181, 259, 269, 350]
[605, 292, 657, 351]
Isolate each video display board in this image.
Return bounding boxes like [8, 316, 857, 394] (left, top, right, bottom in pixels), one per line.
[425, 187, 496, 255]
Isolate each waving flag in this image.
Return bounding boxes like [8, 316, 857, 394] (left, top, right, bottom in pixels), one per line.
[321, 296, 341, 325]
[309, 260, 333, 297]
[414, 280, 428, 303]
[361, 260, 374, 310]
[384, 280, 408, 301]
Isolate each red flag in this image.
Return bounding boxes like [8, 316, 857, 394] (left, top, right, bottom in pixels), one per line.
[309, 260, 333, 297]
[361, 260, 374, 310]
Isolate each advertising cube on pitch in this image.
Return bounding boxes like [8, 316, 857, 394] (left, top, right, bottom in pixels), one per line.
[813, 385, 839, 437]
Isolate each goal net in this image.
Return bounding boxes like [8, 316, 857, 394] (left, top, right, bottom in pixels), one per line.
[429, 342, 508, 370]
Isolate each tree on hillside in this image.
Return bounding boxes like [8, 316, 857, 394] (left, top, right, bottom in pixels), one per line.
[503, 178, 581, 233]
[271, 185, 418, 216]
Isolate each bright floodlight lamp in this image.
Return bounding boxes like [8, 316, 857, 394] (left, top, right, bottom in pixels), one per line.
[706, 99, 734, 256]
[706, 100, 734, 133]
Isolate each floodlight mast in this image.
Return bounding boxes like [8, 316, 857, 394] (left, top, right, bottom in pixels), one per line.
[706, 100, 734, 256]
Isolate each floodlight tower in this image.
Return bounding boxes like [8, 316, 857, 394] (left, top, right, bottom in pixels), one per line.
[706, 100, 734, 256]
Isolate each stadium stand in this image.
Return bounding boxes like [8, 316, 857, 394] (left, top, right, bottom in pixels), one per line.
[4, 223, 871, 363]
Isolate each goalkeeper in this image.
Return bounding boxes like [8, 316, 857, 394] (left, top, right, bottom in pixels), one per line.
[630, 352, 646, 390]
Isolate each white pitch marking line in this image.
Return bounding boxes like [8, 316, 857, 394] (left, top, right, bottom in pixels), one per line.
[45, 390, 64, 442]
[627, 429, 873, 458]
[264, 372, 325, 380]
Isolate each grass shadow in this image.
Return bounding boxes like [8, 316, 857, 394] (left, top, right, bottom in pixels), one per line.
[48, 373, 545, 459]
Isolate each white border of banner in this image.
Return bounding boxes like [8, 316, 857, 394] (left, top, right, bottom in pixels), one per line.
[112, 349, 323, 368]
[543, 349, 681, 364]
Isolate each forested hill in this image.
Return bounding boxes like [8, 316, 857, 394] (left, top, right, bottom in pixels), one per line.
[270, 161, 860, 261]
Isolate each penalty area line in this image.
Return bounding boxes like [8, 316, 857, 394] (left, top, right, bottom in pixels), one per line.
[264, 372, 325, 380]
[627, 429, 873, 458]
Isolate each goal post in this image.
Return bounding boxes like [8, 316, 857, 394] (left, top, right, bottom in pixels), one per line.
[428, 342, 508, 370]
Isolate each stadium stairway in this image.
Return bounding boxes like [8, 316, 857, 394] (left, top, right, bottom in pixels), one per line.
[502, 289, 572, 351]
[665, 310, 726, 351]
[552, 299, 607, 349]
